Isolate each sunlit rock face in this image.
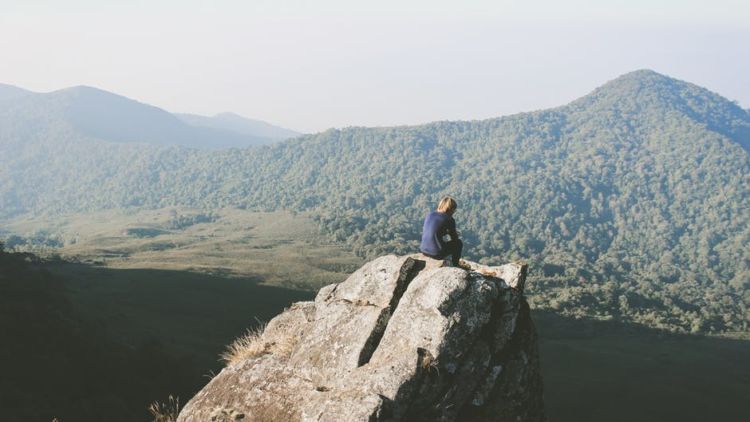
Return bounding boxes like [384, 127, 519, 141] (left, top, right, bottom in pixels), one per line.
[178, 255, 546, 422]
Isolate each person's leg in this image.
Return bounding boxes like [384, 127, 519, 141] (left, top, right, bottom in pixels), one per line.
[444, 239, 463, 266]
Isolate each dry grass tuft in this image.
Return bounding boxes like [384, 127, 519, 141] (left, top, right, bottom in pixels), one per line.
[221, 321, 302, 366]
[221, 324, 270, 365]
[148, 395, 180, 422]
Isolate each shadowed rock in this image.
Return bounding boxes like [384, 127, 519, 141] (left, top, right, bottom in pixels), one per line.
[177, 255, 546, 422]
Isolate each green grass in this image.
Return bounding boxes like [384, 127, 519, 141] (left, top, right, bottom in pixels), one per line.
[4, 207, 364, 290]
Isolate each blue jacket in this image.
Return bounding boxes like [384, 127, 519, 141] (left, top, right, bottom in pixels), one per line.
[419, 211, 457, 256]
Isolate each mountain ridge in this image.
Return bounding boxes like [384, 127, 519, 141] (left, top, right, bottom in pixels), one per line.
[567, 69, 750, 151]
[0, 83, 34, 102]
[0, 83, 297, 149]
[1, 69, 747, 333]
[176, 111, 300, 140]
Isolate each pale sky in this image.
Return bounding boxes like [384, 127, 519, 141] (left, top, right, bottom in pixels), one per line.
[1, 0, 748, 132]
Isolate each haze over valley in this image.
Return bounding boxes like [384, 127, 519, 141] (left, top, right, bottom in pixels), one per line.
[3, 69, 748, 331]
[1, 1, 749, 418]
[0, 82, 299, 149]
[2, 65, 749, 422]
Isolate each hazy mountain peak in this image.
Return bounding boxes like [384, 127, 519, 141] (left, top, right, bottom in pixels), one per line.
[176, 112, 300, 141]
[63, 84, 109, 93]
[0, 83, 34, 101]
[584, 69, 745, 111]
[610, 68, 669, 82]
[569, 70, 750, 151]
[213, 111, 245, 119]
[0, 84, 288, 149]
[56, 85, 142, 103]
[586, 69, 687, 99]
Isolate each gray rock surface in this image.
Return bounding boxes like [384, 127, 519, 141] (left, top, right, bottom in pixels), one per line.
[178, 255, 545, 422]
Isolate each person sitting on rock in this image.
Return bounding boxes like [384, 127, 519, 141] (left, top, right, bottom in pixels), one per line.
[420, 196, 463, 266]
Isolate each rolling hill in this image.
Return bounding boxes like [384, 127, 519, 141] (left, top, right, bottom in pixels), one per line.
[1, 69, 748, 333]
[0, 84, 297, 149]
[0, 83, 33, 102]
[176, 112, 300, 140]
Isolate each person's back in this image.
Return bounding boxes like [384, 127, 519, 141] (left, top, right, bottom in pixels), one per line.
[419, 197, 463, 266]
[420, 211, 455, 255]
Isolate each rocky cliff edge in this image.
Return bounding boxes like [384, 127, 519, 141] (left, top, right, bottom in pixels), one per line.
[177, 254, 546, 422]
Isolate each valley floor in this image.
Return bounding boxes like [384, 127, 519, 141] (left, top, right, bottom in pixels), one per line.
[535, 312, 749, 422]
[2, 209, 749, 421]
[3, 208, 364, 289]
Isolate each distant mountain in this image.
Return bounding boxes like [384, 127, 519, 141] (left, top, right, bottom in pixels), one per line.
[569, 70, 750, 152]
[176, 112, 300, 140]
[1, 70, 748, 333]
[0, 84, 282, 149]
[0, 83, 33, 102]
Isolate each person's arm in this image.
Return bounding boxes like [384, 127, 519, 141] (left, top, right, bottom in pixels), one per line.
[448, 217, 459, 241]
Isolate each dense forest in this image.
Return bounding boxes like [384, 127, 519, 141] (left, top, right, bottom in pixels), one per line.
[1, 70, 748, 333]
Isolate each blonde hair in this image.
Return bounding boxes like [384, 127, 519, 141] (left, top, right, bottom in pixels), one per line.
[436, 196, 457, 214]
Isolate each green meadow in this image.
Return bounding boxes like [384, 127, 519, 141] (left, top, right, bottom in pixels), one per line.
[5, 208, 363, 289]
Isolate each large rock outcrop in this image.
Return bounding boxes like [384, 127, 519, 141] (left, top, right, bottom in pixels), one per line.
[178, 255, 545, 422]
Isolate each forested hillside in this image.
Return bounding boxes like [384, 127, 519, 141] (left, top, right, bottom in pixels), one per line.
[1, 70, 748, 333]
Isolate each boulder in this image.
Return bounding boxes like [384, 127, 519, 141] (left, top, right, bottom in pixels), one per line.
[177, 255, 546, 422]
